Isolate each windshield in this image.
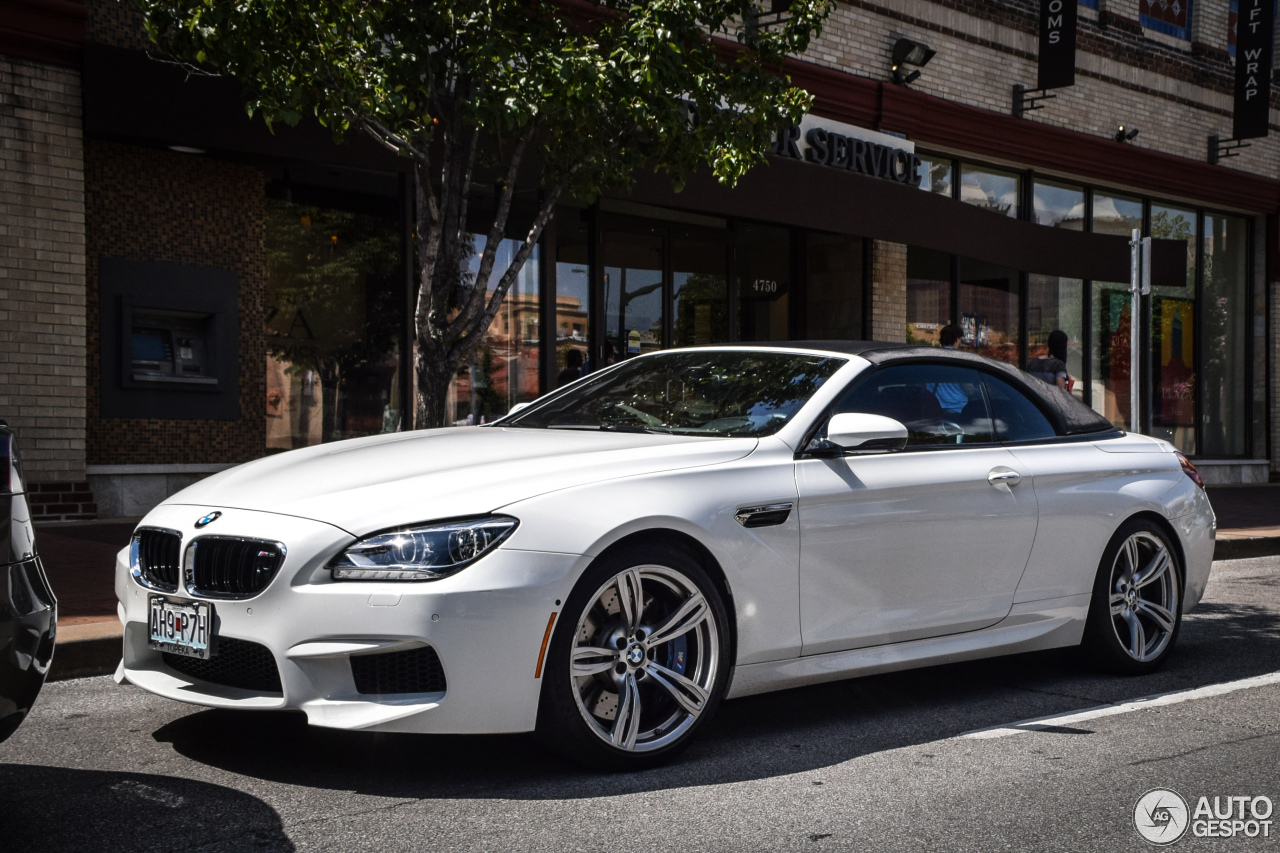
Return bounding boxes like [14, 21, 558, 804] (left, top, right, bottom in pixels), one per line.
[506, 350, 846, 437]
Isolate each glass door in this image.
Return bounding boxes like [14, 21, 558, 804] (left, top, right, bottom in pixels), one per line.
[601, 229, 665, 366]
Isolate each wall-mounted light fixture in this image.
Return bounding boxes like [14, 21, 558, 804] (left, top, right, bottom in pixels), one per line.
[1114, 125, 1140, 143]
[891, 37, 936, 86]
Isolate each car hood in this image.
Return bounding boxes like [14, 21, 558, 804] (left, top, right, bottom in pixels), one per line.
[163, 427, 758, 535]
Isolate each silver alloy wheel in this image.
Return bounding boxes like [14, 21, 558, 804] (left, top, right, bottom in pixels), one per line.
[569, 564, 720, 752]
[1107, 531, 1180, 663]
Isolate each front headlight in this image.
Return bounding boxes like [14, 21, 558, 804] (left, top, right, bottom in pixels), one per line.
[328, 516, 518, 581]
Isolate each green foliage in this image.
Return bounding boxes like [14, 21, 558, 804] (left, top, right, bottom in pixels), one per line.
[138, 0, 831, 196]
[136, 0, 836, 424]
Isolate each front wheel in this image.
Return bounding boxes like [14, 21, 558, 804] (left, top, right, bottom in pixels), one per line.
[1083, 519, 1183, 674]
[536, 543, 731, 770]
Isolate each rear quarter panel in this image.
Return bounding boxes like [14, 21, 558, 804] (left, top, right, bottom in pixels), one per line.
[1005, 440, 1185, 604]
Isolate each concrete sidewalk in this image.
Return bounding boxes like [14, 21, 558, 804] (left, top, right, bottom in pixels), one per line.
[33, 485, 1280, 680]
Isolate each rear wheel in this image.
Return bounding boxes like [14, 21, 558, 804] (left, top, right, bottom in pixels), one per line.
[1083, 519, 1182, 674]
[536, 543, 730, 770]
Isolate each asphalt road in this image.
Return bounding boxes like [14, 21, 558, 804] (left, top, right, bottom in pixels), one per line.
[3, 557, 1279, 852]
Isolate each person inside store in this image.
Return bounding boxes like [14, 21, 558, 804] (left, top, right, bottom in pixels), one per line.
[931, 324, 968, 414]
[1027, 330, 1071, 391]
[557, 348, 585, 387]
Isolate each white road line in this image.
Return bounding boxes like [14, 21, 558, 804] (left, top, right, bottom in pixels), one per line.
[962, 670, 1280, 740]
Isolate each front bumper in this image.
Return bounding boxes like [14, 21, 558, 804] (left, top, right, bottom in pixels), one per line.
[116, 505, 585, 734]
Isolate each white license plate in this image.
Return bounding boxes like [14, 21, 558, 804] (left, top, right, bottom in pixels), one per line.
[148, 596, 213, 659]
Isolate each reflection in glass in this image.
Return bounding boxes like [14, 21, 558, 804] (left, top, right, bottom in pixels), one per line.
[1033, 180, 1085, 230]
[448, 237, 541, 425]
[1202, 214, 1248, 457]
[603, 231, 665, 364]
[916, 155, 953, 196]
[1149, 204, 1197, 453]
[672, 237, 729, 347]
[1091, 281, 1133, 431]
[1092, 192, 1142, 236]
[805, 234, 864, 339]
[958, 165, 1019, 218]
[555, 215, 590, 385]
[737, 223, 791, 341]
[509, 351, 845, 436]
[958, 257, 1019, 364]
[1028, 275, 1083, 398]
[264, 199, 403, 450]
[906, 246, 951, 346]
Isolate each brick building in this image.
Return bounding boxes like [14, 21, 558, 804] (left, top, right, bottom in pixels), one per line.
[2, 0, 1278, 520]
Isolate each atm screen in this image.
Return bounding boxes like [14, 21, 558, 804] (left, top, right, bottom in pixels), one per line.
[131, 332, 168, 361]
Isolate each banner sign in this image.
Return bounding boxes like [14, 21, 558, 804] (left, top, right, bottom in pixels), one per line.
[1233, 0, 1275, 140]
[1037, 0, 1078, 90]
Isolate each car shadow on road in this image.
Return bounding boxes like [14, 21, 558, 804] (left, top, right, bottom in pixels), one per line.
[0, 764, 294, 852]
[150, 597, 1280, 801]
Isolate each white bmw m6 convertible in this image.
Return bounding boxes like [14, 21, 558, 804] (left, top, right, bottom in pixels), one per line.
[116, 343, 1215, 768]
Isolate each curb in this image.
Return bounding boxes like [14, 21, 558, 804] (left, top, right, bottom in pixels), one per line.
[49, 621, 122, 682]
[1215, 536, 1280, 561]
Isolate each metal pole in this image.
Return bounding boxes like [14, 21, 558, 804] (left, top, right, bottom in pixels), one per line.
[1130, 228, 1142, 435]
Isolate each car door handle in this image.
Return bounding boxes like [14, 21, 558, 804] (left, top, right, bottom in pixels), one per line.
[988, 468, 1022, 487]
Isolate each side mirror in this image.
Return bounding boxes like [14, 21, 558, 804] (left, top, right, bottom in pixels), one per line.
[820, 412, 908, 455]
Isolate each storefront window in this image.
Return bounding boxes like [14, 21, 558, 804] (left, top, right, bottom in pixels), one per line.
[1091, 192, 1142, 236]
[958, 165, 1020, 218]
[1149, 203, 1197, 454]
[1091, 280, 1134, 431]
[603, 230, 665, 363]
[672, 235, 730, 347]
[264, 199, 403, 451]
[805, 233, 864, 340]
[1028, 275, 1084, 399]
[737, 223, 791, 341]
[906, 246, 951, 345]
[449, 237, 540, 425]
[1033, 180, 1085, 229]
[1202, 214, 1248, 457]
[916, 155, 953, 196]
[958, 257, 1019, 364]
[555, 213, 591, 385]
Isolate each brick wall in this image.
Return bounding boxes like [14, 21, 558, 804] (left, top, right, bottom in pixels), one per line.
[812, 0, 1280, 180]
[85, 140, 267, 466]
[0, 57, 87, 498]
[26, 481, 97, 521]
[870, 240, 908, 342]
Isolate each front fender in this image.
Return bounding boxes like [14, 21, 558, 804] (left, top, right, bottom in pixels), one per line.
[496, 439, 801, 666]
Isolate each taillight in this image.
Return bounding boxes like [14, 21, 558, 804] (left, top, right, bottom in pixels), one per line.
[1176, 452, 1205, 490]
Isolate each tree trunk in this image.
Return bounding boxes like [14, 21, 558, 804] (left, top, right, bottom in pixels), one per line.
[415, 340, 458, 429]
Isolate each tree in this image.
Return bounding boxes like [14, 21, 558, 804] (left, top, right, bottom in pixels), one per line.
[136, 0, 835, 427]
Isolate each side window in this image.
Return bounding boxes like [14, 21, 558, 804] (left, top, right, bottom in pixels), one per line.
[981, 373, 1057, 442]
[834, 364, 994, 447]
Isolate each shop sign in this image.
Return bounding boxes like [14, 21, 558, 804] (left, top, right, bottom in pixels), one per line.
[771, 115, 922, 187]
[1037, 0, 1077, 90]
[1233, 0, 1275, 140]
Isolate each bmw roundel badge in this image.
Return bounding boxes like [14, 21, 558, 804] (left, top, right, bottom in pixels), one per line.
[195, 511, 221, 529]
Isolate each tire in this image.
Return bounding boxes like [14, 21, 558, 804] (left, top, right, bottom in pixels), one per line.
[1082, 518, 1183, 675]
[536, 541, 731, 770]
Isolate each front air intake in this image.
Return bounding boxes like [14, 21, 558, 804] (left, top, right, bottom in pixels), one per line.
[350, 646, 447, 695]
[188, 536, 285, 599]
[136, 528, 182, 592]
[163, 637, 282, 693]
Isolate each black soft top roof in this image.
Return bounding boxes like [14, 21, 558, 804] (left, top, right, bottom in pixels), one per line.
[729, 340, 1117, 437]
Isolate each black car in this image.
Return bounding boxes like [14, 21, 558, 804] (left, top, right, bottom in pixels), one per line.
[0, 420, 56, 743]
